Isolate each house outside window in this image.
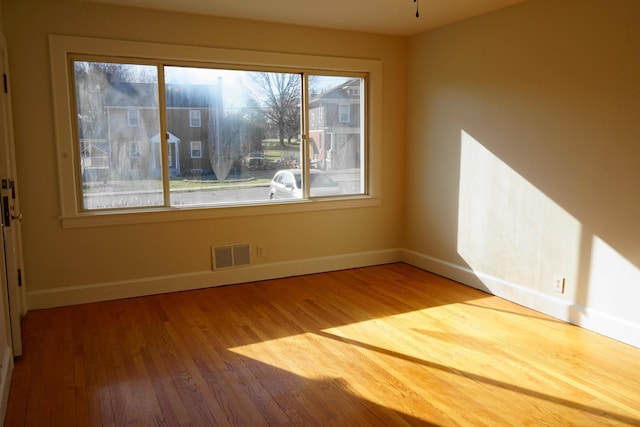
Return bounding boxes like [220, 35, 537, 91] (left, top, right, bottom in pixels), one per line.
[189, 110, 201, 127]
[190, 141, 202, 158]
[309, 78, 362, 172]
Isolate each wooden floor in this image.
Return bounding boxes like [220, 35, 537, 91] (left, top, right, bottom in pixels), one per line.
[5, 263, 640, 426]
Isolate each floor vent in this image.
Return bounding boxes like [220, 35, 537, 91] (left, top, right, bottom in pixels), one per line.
[212, 244, 251, 270]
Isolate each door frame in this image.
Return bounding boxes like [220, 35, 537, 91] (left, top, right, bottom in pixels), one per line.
[0, 32, 26, 358]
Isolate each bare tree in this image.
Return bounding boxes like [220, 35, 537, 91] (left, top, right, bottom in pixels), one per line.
[250, 72, 301, 147]
[242, 98, 268, 153]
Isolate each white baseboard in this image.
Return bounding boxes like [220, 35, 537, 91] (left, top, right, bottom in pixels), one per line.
[25, 247, 640, 349]
[401, 249, 640, 349]
[0, 345, 13, 424]
[27, 249, 403, 310]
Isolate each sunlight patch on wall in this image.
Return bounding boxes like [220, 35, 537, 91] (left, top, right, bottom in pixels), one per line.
[457, 130, 581, 295]
[587, 236, 640, 317]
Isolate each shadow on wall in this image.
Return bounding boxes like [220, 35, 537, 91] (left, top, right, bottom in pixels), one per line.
[456, 130, 640, 345]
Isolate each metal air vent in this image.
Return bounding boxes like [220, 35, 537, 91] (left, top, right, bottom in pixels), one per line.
[212, 243, 251, 270]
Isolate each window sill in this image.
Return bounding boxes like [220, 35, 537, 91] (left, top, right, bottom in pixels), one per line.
[60, 196, 382, 229]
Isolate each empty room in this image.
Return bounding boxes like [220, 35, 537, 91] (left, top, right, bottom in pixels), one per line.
[0, 0, 639, 425]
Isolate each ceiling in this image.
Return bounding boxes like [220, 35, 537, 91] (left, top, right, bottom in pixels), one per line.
[79, 0, 526, 36]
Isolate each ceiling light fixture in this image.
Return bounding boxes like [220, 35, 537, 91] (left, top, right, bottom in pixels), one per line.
[414, 0, 420, 18]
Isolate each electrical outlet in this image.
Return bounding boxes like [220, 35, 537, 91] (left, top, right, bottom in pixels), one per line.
[553, 275, 565, 293]
[256, 245, 265, 258]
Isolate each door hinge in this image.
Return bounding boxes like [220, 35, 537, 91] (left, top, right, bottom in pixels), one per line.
[2, 74, 7, 94]
[17, 269, 22, 287]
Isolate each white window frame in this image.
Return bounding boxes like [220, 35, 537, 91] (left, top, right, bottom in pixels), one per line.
[49, 35, 381, 228]
[127, 109, 140, 127]
[189, 110, 201, 127]
[339, 104, 350, 123]
[128, 141, 141, 159]
[190, 141, 202, 158]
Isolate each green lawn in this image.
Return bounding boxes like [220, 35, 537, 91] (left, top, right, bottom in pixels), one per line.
[83, 177, 272, 194]
[82, 140, 300, 194]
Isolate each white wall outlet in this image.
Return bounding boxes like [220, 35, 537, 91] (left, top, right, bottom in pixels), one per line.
[553, 275, 565, 293]
[256, 245, 265, 258]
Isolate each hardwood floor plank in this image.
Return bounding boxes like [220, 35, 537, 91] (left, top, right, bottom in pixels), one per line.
[160, 293, 270, 426]
[6, 264, 640, 426]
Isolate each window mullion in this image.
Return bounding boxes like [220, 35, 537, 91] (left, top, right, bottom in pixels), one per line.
[301, 73, 310, 198]
[157, 65, 171, 207]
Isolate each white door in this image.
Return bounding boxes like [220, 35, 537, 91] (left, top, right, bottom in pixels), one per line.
[0, 35, 24, 357]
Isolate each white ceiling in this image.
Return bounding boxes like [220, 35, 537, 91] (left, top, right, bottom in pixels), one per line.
[79, 0, 526, 36]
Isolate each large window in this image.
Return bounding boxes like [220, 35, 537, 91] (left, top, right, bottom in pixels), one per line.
[50, 36, 381, 226]
[73, 62, 365, 210]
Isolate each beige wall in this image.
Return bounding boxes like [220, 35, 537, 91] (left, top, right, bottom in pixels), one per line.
[406, 0, 640, 346]
[2, 0, 406, 300]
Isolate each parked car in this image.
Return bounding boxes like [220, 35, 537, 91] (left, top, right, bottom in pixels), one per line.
[269, 169, 343, 199]
[243, 152, 265, 169]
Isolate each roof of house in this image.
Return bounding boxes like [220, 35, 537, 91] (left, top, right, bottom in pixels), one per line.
[105, 82, 219, 108]
[309, 78, 360, 106]
[78, 82, 220, 140]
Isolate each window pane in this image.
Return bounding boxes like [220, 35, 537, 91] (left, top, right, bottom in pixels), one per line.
[72, 62, 365, 211]
[309, 76, 365, 196]
[189, 110, 201, 127]
[164, 66, 302, 206]
[74, 61, 163, 209]
[190, 141, 202, 158]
